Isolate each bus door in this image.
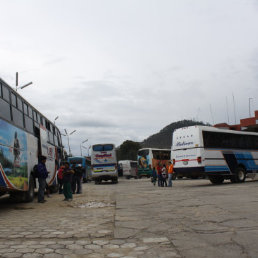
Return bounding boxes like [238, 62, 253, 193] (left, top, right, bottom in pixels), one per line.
[40, 125, 56, 184]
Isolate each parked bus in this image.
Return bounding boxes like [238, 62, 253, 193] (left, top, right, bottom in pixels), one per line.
[137, 148, 171, 177]
[118, 160, 138, 179]
[91, 143, 118, 184]
[68, 156, 91, 182]
[0, 77, 63, 202]
[172, 125, 258, 184]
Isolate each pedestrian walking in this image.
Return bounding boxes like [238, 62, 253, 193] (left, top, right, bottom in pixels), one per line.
[151, 166, 157, 186]
[62, 162, 74, 201]
[37, 156, 49, 203]
[161, 164, 167, 187]
[168, 161, 174, 187]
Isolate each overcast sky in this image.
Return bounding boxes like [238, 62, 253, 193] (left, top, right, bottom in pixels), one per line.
[1, 0, 258, 155]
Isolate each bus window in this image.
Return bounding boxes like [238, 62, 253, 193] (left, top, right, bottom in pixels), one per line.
[23, 103, 28, 115]
[0, 83, 2, 97]
[93, 145, 103, 151]
[0, 98, 11, 121]
[11, 93, 17, 107]
[12, 107, 24, 128]
[17, 97, 23, 111]
[25, 115, 34, 133]
[33, 110, 38, 123]
[138, 149, 149, 157]
[28, 106, 33, 118]
[2, 85, 9, 102]
[104, 144, 114, 151]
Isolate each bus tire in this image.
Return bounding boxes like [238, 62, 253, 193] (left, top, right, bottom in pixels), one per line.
[112, 178, 118, 184]
[231, 167, 246, 183]
[209, 176, 224, 185]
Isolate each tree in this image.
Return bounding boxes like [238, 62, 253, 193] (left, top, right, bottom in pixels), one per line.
[116, 140, 141, 161]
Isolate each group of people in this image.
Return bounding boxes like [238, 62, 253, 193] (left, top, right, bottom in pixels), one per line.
[151, 161, 174, 187]
[37, 156, 83, 203]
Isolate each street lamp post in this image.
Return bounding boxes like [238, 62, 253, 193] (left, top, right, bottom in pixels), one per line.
[80, 139, 88, 156]
[64, 129, 77, 156]
[54, 116, 59, 125]
[15, 72, 33, 91]
[249, 98, 253, 117]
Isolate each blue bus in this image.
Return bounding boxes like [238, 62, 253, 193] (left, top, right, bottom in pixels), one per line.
[68, 156, 91, 182]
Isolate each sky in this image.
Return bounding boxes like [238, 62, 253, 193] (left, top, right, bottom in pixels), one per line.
[0, 0, 258, 156]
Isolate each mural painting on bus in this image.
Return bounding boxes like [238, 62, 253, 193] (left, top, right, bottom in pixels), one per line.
[138, 154, 149, 169]
[0, 119, 28, 190]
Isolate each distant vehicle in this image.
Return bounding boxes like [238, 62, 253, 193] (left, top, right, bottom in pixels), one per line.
[68, 156, 91, 182]
[137, 148, 171, 178]
[118, 160, 138, 179]
[0, 77, 63, 202]
[91, 143, 118, 184]
[172, 125, 258, 184]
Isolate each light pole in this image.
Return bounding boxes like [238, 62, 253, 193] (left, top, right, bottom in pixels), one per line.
[82, 145, 91, 157]
[249, 98, 253, 117]
[80, 139, 88, 156]
[64, 129, 76, 156]
[54, 116, 59, 125]
[15, 72, 33, 91]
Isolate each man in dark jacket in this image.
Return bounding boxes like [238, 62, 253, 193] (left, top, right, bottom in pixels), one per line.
[37, 156, 49, 203]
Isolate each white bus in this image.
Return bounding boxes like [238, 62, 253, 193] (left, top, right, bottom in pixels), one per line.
[118, 160, 138, 179]
[137, 148, 171, 177]
[172, 125, 258, 184]
[91, 143, 118, 184]
[0, 77, 63, 202]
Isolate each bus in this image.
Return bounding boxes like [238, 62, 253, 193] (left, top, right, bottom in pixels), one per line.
[172, 125, 258, 184]
[68, 156, 91, 182]
[91, 143, 118, 184]
[0, 77, 63, 202]
[137, 148, 171, 177]
[118, 160, 138, 179]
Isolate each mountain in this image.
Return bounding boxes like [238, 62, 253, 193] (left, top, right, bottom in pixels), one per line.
[141, 119, 209, 149]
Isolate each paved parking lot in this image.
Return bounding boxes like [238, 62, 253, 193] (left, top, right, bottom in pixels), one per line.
[0, 178, 258, 258]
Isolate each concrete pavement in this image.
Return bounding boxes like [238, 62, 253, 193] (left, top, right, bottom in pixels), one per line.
[0, 178, 258, 257]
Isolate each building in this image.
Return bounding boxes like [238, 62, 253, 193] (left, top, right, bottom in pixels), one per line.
[214, 110, 258, 132]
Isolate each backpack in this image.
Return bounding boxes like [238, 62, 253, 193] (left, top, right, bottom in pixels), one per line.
[33, 164, 39, 178]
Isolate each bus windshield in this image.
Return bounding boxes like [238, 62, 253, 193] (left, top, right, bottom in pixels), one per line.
[93, 144, 114, 151]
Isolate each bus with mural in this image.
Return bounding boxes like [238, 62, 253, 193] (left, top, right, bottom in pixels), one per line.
[137, 148, 171, 177]
[171, 125, 258, 184]
[0, 77, 63, 202]
[91, 143, 118, 184]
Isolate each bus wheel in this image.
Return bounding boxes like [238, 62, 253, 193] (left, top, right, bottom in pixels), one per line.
[231, 167, 246, 183]
[112, 178, 118, 184]
[209, 176, 224, 185]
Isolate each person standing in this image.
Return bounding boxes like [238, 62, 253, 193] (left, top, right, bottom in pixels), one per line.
[57, 165, 64, 194]
[161, 164, 167, 187]
[151, 166, 157, 186]
[62, 162, 74, 201]
[157, 163, 162, 187]
[37, 156, 49, 203]
[168, 161, 174, 187]
[74, 165, 83, 194]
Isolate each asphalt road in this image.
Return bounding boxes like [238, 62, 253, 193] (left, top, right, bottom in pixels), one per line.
[0, 177, 258, 258]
